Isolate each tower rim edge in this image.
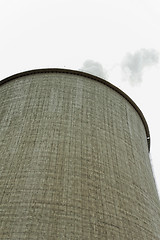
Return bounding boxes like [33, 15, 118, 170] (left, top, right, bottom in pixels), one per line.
[0, 68, 150, 151]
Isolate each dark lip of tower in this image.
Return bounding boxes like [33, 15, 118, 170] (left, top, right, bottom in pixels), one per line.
[0, 68, 150, 151]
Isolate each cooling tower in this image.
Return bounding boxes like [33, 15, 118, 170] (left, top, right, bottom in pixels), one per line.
[0, 69, 160, 239]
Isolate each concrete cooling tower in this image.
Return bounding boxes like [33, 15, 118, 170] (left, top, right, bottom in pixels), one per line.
[0, 69, 160, 239]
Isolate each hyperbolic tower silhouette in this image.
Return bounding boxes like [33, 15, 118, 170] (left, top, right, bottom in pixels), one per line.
[0, 69, 160, 239]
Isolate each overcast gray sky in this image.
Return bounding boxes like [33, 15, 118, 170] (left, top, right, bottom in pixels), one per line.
[0, 0, 160, 195]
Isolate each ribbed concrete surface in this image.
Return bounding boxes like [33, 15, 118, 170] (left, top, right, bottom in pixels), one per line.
[0, 71, 160, 239]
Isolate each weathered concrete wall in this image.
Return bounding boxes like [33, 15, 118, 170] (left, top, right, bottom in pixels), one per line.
[0, 70, 160, 239]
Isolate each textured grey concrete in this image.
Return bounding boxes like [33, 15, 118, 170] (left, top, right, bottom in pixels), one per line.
[0, 70, 160, 239]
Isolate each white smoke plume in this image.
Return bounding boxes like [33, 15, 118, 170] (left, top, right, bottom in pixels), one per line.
[121, 48, 159, 84]
[79, 60, 107, 79]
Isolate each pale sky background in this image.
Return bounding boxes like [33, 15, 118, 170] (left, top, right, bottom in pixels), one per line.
[0, 0, 160, 196]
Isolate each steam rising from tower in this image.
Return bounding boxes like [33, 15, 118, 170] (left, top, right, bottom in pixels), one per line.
[79, 59, 107, 79]
[121, 48, 159, 84]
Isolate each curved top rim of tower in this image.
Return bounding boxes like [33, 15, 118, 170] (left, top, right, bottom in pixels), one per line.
[0, 68, 150, 151]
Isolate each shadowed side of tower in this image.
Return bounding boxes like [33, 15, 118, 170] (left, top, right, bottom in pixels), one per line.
[0, 69, 160, 239]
